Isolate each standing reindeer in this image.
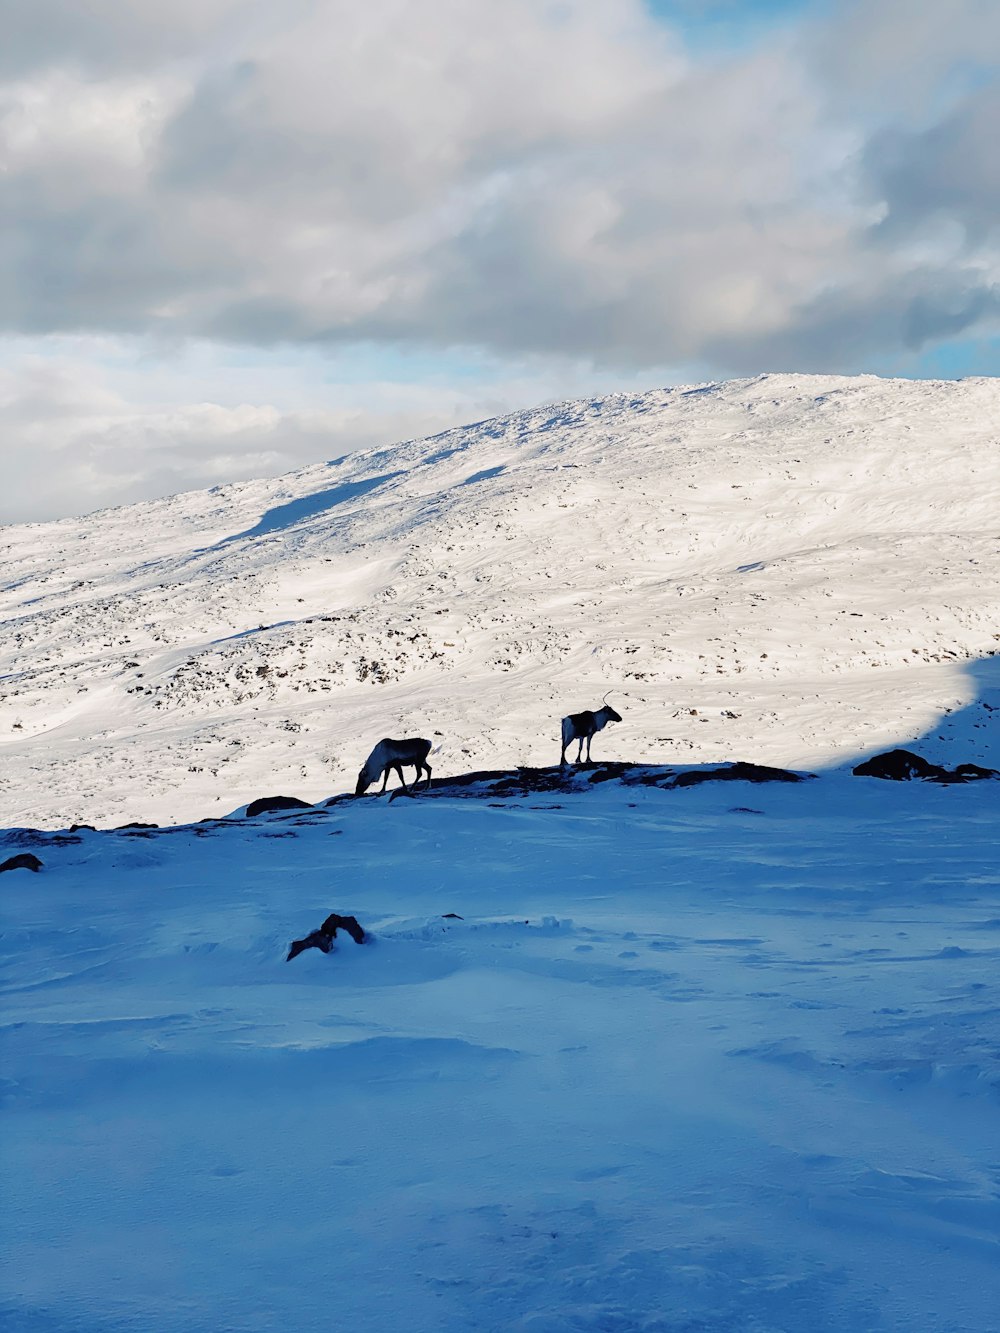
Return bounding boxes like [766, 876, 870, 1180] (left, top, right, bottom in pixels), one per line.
[356, 738, 433, 796]
[560, 695, 622, 766]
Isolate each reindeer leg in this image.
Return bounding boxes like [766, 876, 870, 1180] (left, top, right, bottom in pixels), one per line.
[576, 738, 584, 763]
[380, 768, 389, 793]
[395, 763, 408, 791]
[423, 762, 432, 788]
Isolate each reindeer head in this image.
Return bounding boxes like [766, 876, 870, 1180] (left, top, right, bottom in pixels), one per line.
[601, 692, 623, 723]
[355, 768, 373, 796]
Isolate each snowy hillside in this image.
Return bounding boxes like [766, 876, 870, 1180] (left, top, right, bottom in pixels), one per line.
[2, 372, 999, 826]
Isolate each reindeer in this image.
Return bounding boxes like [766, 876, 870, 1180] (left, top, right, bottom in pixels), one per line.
[560, 695, 622, 766]
[356, 738, 433, 796]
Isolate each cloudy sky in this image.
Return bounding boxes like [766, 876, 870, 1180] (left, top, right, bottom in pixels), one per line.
[2, 0, 998, 522]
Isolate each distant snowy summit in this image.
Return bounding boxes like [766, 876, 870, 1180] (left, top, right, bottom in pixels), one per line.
[1, 373, 998, 827]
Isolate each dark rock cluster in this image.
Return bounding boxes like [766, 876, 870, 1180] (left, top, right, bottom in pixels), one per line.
[0, 852, 43, 874]
[286, 912, 367, 961]
[246, 795, 314, 817]
[852, 749, 998, 783]
[668, 762, 811, 789]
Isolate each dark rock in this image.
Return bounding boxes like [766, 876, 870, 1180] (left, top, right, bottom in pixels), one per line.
[586, 763, 635, 784]
[3, 829, 79, 848]
[1, 852, 43, 873]
[69, 824, 96, 833]
[413, 766, 566, 799]
[431, 769, 511, 789]
[286, 929, 335, 960]
[630, 772, 677, 789]
[852, 750, 998, 783]
[114, 821, 159, 831]
[320, 913, 366, 944]
[491, 767, 572, 796]
[853, 749, 942, 781]
[948, 763, 999, 782]
[286, 912, 367, 961]
[670, 762, 812, 788]
[246, 795, 313, 817]
[442, 913, 464, 920]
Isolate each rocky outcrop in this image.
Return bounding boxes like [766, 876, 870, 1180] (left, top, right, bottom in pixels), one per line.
[853, 749, 998, 783]
[328, 760, 814, 801]
[246, 795, 314, 817]
[0, 852, 43, 873]
[669, 762, 813, 788]
[286, 912, 367, 961]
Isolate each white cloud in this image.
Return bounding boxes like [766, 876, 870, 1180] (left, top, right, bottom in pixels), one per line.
[0, 0, 997, 519]
[812, 0, 1000, 118]
[0, 0, 247, 76]
[2, 0, 995, 362]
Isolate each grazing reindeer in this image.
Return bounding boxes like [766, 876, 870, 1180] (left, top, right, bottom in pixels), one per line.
[560, 695, 622, 766]
[356, 737, 432, 796]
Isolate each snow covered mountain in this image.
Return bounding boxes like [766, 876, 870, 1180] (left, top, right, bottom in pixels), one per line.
[2, 372, 998, 827]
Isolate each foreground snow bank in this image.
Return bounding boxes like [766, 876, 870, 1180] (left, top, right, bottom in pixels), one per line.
[3, 775, 999, 1331]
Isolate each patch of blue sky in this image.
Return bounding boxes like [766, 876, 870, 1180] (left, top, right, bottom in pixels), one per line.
[645, 0, 830, 51]
[871, 333, 1000, 381]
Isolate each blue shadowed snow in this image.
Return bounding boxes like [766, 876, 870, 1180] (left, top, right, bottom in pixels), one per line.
[3, 765, 1000, 1333]
[220, 470, 406, 542]
[461, 465, 506, 486]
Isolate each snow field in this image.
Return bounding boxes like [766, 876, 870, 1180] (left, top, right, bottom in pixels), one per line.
[3, 776, 999, 1331]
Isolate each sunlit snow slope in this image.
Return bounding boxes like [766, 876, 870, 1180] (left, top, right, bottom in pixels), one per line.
[2, 373, 998, 826]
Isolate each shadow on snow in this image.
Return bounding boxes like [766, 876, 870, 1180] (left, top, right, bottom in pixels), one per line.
[217, 471, 406, 544]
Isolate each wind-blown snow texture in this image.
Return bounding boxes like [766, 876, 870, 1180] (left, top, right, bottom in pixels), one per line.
[2, 372, 998, 827]
[2, 373, 1000, 1332]
[3, 782, 1000, 1331]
